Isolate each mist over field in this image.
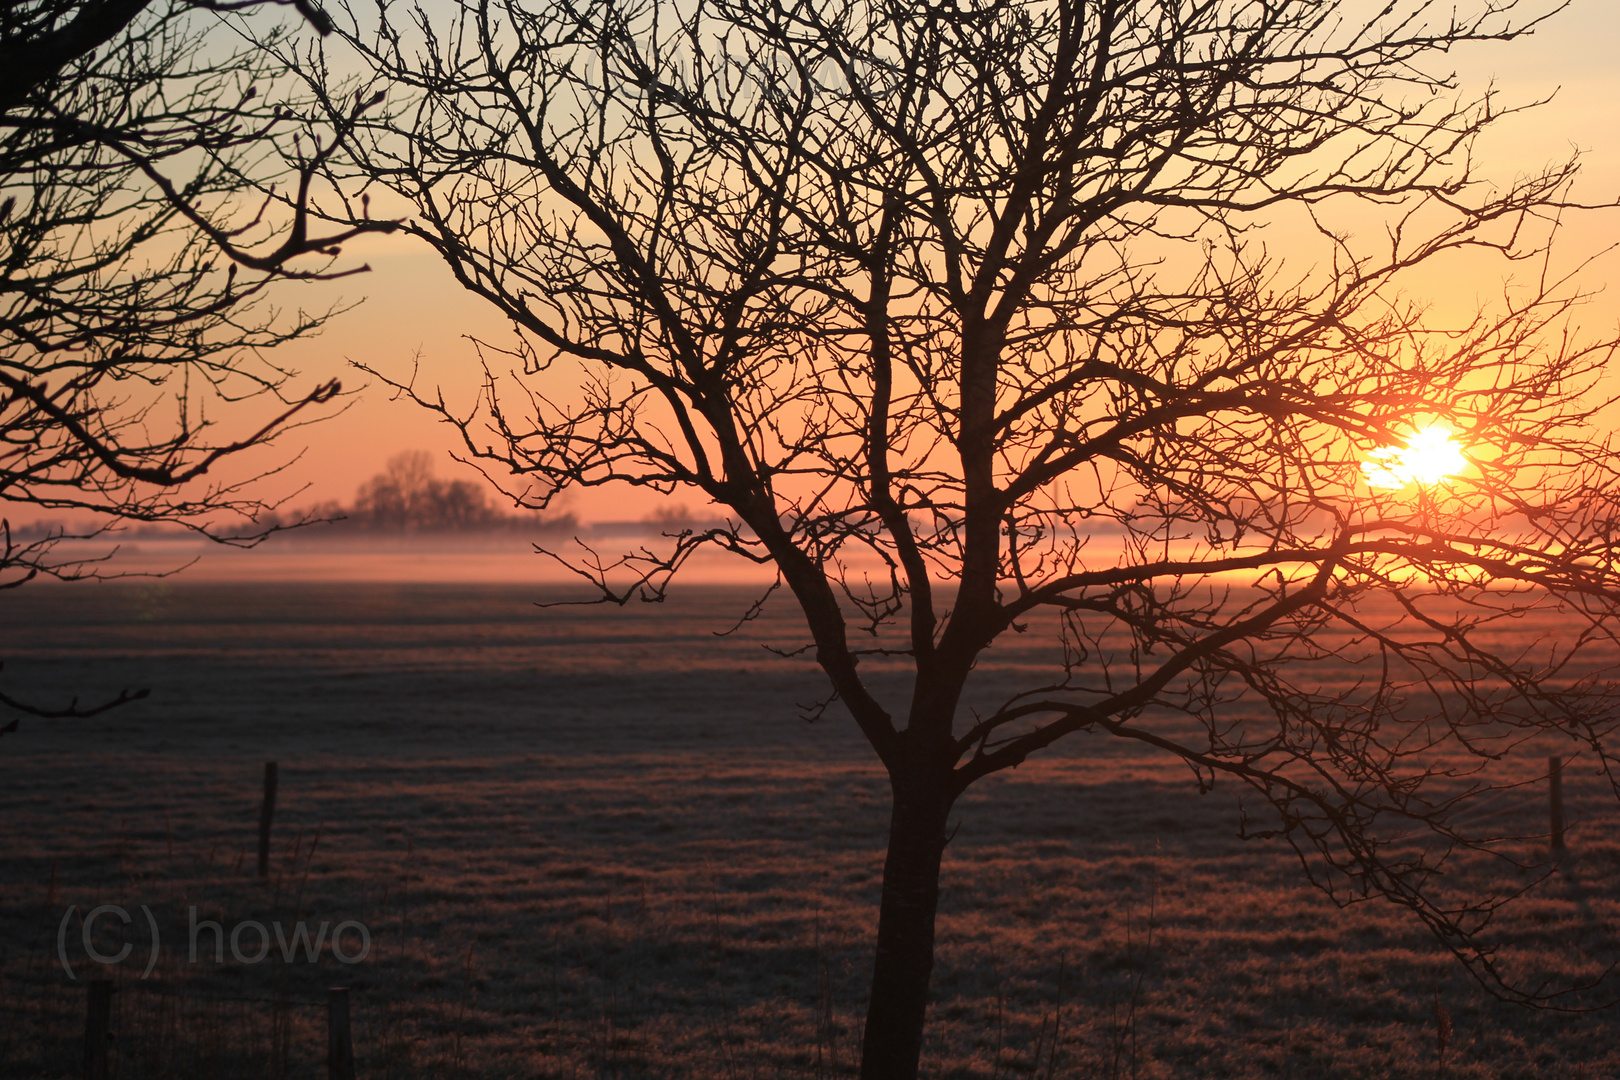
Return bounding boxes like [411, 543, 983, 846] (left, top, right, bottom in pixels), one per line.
[2, 582, 1618, 1078]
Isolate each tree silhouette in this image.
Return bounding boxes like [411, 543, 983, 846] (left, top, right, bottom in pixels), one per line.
[297, 0, 1620, 1073]
[338, 449, 572, 530]
[0, 0, 393, 722]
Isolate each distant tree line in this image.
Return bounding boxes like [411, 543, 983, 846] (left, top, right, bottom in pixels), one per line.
[259, 450, 576, 534]
[264, 451, 576, 534]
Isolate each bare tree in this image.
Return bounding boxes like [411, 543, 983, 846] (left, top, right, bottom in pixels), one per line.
[1, 0, 333, 117]
[297, 0, 1620, 1073]
[0, 0, 394, 720]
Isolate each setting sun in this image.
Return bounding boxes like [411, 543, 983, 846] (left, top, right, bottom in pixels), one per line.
[1361, 424, 1467, 490]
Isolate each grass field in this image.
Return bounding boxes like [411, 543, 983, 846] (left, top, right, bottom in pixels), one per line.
[2, 581, 1618, 1078]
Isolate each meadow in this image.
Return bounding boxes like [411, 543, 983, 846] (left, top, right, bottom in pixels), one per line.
[2, 580, 1618, 1078]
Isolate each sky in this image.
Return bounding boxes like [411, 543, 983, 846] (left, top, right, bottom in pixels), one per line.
[226, 0, 1620, 528]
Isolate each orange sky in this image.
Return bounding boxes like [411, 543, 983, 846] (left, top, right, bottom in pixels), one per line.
[227, 0, 1620, 527]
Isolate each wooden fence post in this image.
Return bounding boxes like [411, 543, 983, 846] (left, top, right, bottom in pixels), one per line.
[328, 986, 356, 1080]
[1549, 755, 1566, 853]
[258, 761, 279, 878]
[83, 979, 113, 1080]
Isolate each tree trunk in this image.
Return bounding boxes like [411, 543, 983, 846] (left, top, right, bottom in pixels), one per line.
[860, 764, 951, 1080]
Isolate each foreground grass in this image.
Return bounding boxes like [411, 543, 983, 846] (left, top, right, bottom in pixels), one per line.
[4, 748, 1618, 1078]
[2, 582, 1617, 1077]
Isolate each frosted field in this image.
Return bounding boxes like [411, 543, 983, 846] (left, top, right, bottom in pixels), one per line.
[2, 580, 1619, 1078]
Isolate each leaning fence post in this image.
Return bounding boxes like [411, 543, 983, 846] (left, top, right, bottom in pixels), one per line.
[83, 978, 113, 1080]
[328, 986, 356, 1080]
[1549, 754, 1566, 853]
[258, 761, 279, 878]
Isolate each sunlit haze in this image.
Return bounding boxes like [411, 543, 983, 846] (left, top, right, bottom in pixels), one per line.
[1361, 424, 1469, 490]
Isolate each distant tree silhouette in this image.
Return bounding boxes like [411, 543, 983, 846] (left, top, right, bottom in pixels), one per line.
[296, 0, 1620, 1072]
[321, 449, 573, 532]
[0, 0, 392, 725]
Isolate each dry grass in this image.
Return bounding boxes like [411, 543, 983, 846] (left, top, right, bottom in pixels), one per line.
[2, 581, 1618, 1078]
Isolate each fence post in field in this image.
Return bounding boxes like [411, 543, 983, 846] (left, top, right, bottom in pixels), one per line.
[258, 761, 279, 878]
[328, 986, 356, 1080]
[1549, 755, 1566, 853]
[83, 978, 113, 1080]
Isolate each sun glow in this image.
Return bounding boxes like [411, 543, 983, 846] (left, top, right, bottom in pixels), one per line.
[1361, 424, 1467, 490]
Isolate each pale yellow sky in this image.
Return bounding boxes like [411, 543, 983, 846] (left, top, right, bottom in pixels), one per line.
[233, 0, 1620, 526]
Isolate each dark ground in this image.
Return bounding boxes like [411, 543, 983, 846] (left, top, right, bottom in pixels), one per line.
[2, 581, 1618, 1078]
